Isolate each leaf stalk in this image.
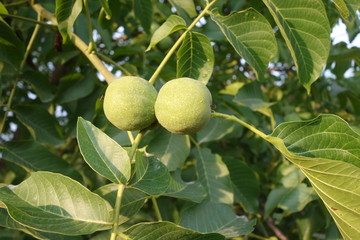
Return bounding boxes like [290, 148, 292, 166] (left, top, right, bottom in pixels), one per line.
[148, 0, 218, 84]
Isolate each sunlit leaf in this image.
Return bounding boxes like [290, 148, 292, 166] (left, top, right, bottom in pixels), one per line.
[333, 0, 350, 21]
[147, 15, 186, 51]
[177, 32, 214, 85]
[124, 221, 225, 239]
[0, 172, 112, 235]
[263, 0, 331, 92]
[266, 114, 360, 239]
[77, 117, 131, 184]
[55, 0, 83, 42]
[211, 8, 277, 81]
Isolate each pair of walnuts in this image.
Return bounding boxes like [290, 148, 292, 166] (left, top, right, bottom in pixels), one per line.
[103, 77, 212, 135]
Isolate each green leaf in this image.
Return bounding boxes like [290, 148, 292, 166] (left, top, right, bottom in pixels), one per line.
[13, 105, 64, 145]
[133, 0, 153, 34]
[55, 0, 83, 42]
[77, 117, 131, 184]
[57, 72, 96, 103]
[332, 0, 350, 21]
[164, 170, 207, 203]
[0, 20, 25, 69]
[266, 114, 360, 239]
[2, 140, 82, 182]
[23, 71, 54, 103]
[234, 82, 275, 111]
[146, 15, 186, 51]
[147, 127, 190, 171]
[264, 184, 317, 218]
[196, 118, 237, 144]
[95, 184, 147, 224]
[223, 157, 259, 213]
[180, 199, 256, 238]
[263, 0, 331, 92]
[130, 155, 170, 196]
[0, 209, 82, 240]
[0, 2, 8, 14]
[168, 0, 197, 18]
[124, 221, 225, 240]
[177, 32, 214, 85]
[344, 0, 360, 21]
[194, 148, 233, 205]
[233, 81, 276, 123]
[0, 172, 112, 235]
[211, 8, 277, 81]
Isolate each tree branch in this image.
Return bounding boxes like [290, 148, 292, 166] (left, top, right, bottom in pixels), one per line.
[31, 3, 115, 84]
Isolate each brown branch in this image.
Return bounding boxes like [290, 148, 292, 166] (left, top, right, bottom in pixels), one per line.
[265, 217, 288, 240]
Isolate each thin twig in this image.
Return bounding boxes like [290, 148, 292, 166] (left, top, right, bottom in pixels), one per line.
[148, 0, 218, 85]
[0, 13, 56, 28]
[265, 217, 288, 240]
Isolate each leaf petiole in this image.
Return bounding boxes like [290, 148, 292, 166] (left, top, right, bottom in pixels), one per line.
[148, 0, 218, 85]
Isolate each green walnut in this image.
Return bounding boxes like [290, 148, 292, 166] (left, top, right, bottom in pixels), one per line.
[155, 77, 212, 135]
[103, 76, 157, 131]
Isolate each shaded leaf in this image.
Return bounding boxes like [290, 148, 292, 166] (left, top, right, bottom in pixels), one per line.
[23, 71, 54, 103]
[13, 105, 64, 145]
[194, 148, 233, 205]
[168, 0, 197, 18]
[133, 0, 152, 34]
[164, 170, 207, 203]
[197, 118, 237, 144]
[0, 172, 112, 235]
[263, 0, 331, 92]
[180, 199, 256, 238]
[77, 117, 131, 184]
[264, 184, 317, 218]
[2, 140, 82, 182]
[147, 127, 190, 171]
[0, 20, 25, 69]
[95, 184, 147, 224]
[124, 221, 225, 240]
[177, 32, 214, 85]
[55, 0, 83, 41]
[0, 209, 82, 240]
[223, 157, 259, 213]
[234, 82, 275, 111]
[211, 8, 277, 81]
[147, 15, 186, 51]
[266, 114, 360, 239]
[57, 72, 96, 103]
[130, 155, 170, 196]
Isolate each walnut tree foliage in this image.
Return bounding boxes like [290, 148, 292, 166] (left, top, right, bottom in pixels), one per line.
[0, 0, 359, 239]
